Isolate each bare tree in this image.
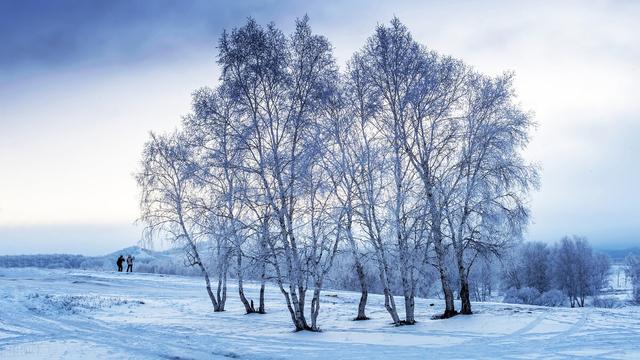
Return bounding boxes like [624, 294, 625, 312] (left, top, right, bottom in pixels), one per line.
[184, 85, 258, 314]
[552, 236, 610, 307]
[625, 255, 640, 303]
[325, 78, 371, 320]
[502, 241, 552, 293]
[444, 71, 538, 314]
[217, 17, 340, 331]
[354, 18, 462, 319]
[246, 204, 273, 314]
[137, 132, 227, 312]
[348, 58, 402, 325]
[468, 254, 499, 302]
[305, 158, 342, 330]
[354, 18, 537, 317]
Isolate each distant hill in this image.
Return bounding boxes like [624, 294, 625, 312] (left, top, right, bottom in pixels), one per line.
[0, 246, 199, 276]
[599, 247, 640, 262]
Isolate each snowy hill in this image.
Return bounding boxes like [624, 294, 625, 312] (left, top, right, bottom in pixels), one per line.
[103, 246, 179, 262]
[95, 246, 195, 274]
[0, 246, 197, 275]
[0, 268, 639, 359]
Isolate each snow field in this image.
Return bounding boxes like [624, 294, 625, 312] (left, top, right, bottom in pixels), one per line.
[1, 268, 639, 359]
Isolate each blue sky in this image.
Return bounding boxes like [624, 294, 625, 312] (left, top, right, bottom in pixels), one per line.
[0, 0, 638, 254]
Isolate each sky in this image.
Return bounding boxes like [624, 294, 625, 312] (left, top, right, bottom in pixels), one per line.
[0, 0, 638, 255]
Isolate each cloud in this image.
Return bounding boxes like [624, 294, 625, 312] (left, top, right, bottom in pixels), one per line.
[0, 0, 638, 251]
[0, 0, 312, 82]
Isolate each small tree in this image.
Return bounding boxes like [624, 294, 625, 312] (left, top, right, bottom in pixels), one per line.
[502, 242, 551, 295]
[625, 255, 640, 303]
[552, 236, 611, 307]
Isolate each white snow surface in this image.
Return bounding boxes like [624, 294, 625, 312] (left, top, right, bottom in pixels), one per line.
[1, 268, 639, 359]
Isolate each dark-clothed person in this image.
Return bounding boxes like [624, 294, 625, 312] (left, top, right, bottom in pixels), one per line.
[116, 255, 124, 272]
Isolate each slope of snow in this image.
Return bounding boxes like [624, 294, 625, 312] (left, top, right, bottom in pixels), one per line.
[102, 246, 180, 262]
[1, 268, 639, 359]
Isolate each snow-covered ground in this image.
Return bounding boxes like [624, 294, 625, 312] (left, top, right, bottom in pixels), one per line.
[1, 268, 639, 359]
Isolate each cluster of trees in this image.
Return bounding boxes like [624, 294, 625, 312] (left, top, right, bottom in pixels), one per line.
[502, 236, 611, 307]
[137, 17, 537, 331]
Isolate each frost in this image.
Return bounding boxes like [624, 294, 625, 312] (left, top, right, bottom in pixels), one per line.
[25, 293, 144, 315]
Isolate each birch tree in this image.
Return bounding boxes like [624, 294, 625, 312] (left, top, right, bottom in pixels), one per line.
[355, 18, 537, 317]
[553, 236, 610, 307]
[625, 255, 640, 303]
[345, 54, 404, 325]
[355, 18, 461, 319]
[326, 78, 370, 320]
[444, 72, 538, 314]
[217, 16, 340, 331]
[137, 132, 228, 312]
[305, 158, 342, 330]
[183, 86, 257, 314]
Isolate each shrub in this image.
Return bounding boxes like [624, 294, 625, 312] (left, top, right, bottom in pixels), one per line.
[535, 289, 565, 307]
[592, 296, 623, 309]
[503, 287, 540, 305]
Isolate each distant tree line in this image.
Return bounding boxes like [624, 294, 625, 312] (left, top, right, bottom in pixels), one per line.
[0, 254, 87, 269]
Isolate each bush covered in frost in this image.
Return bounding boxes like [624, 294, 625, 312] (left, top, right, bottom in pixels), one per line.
[535, 290, 566, 307]
[25, 293, 144, 314]
[591, 296, 624, 309]
[503, 287, 541, 305]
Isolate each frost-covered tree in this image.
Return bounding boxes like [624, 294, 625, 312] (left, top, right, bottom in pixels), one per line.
[249, 205, 273, 314]
[352, 18, 445, 323]
[352, 18, 536, 318]
[625, 255, 640, 303]
[137, 132, 228, 312]
[468, 254, 500, 302]
[445, 71, 537, 314]
[502, 237, 610, 307]
[325, 80, 371, 320]
[304, 157, 342, 330]
[183, 85, 258, 314]
[552, 236, 610, 307]
[502, 242, 552, 293]
[342, 53, 407, 325]
[217, 16, 340, 331]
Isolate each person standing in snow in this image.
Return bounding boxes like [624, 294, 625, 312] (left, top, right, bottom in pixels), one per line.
[116, 255, 124, 272]
[126, 254, 134, 272]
